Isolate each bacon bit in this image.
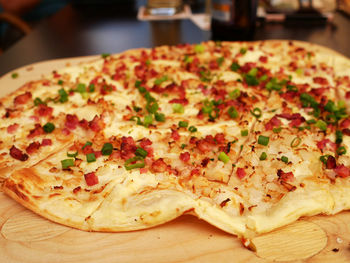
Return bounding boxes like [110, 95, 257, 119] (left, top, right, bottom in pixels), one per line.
[35, 104, 53, 117]
[171, 129, 180, 141]
[26, 142, 41, 154]
[313, 77, 329, 85]
[79, 119, 89, 129]
[196, 139, 213, 153]
[179, 152, 190, 163]
[82, 145, 94, 155]
[140, 138, 152, 148]
[220, 198, 230, 207]
[41, 139, 52, 146]
[84, 172, 99, 186]
[277, 169, 294, 182]
[61, 128, 71, 135]
[109, 151, 120, 160]
[189, 137, 197, 144]
[65, 114, 79, 130]
[169, 98, 189, 105]
[53, 72, 61, 78]
[134, 64, 147, 79]
[190, 168, 200, 176]
[240, 62, 256, 73]
[121, 136, 137, 160]
[151, 158, 168, 173]
[342, 128, 350, 136]
[10, 145, 29, 161]
[334, 165, 350, 178]
[7, 123, 19, 134]
[326, 155, 337, 169]
[265, 116, 282, 131]
[89, 115, 103, 132]
[73, 186, 81, 194]
[346, 91, 350, 99]
[309, 87, 328, 97]
[54, 186, 63, 190]
[30, 115, 40, 122]
[214, 133, 226, 144]
[209, 60, 219, 70]
[94, 151, 102, 158]
[277, 113, 302, 120]
[259, 56, 268, 63]
[140, 168, 148, 174]
[27, 124, 44, 138]
[317, 139, 337, 152]
[196, 110, 205, 120]
[201, 157, 210, 167]
[288, 61, 298, 71]
[236, 168, 246, 179]
[340, 119, 350, 129]
[198, 83, 209, 95]
[289, 117, 305, 127]
[14, 92, 32, 105]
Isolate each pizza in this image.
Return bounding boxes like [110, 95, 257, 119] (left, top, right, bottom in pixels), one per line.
[1, 40, 350, 244]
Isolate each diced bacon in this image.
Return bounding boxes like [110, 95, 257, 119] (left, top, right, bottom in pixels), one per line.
[240, 62, 256, 73]
[317, 139, 337, 152]
[189, 137, 197, 144]
[197, 110, 205, 120]
[190, 168, 200, 176]
[89, 115, 103, 132]
[277, 169, 294, 182]
[109, 151, 121, 160]
[236, 168, 246, 179]
[288, 61, 298, 71]
[10, 145, 28, 161]
[309, 87, 327, 97]
[171, 129, 180, 141]
[79, 119, 89, 129]
[120, 136, 137, 160]
[180, 152, 190, 162]
[198, 83, 209, 95]
[27, 124, 44, 138]
[140, 168, 148, 174]
[151, 158, 168, 173]
[41, 139, 52, 146]
[346, 91, 350, 99]
[62, 128, 71, 135]
[201, 157, 210, 167]
[334, 165, 350, 178]
[289, 117, 305, 127]
[169, 98, 189, 105]
[140, 138, 152, 148]
[7, 123, 19, 134]
[94, 151, 102, 158]
[82, 145, 94, 155]
[30, 115, 40, 122]
[26, 142, 41, 154]
[36, 104, 53, 117]
[53, 72, 61, 78]
[313, 77, 329, 85]
[209, 60, 219, 70]
[14, 92, 32, 105]
[196, 139, 214, 153]
[134, 64, 147, 79]
[65, 114, 79, 130]
[265, 116, 282, 131]
[100, 84, 116, 95]
[277, 113, 302, 120]
[326, 155, 336, 169]
[342, 128, 350, 136]
[84, 172, 99, 186]
[214, 133, 225, 144]
[340, 119, 350, 129]
[90, 76, 101, 85]
[259, 56, 268, 63]
[280, 91, 298, 102]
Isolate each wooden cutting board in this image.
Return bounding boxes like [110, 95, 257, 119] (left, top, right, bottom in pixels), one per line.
[1, 57, 350, 263]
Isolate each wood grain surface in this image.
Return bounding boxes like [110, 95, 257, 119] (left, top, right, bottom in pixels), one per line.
[1, 57, 350, 263]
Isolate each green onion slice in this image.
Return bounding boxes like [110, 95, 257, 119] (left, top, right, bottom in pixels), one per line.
[86, 153, 96, 163]
[251, 107, 262, 118]
[101, 143, 113, 156]
[228, 106, 238, 119]
[67, 151, 78, 158]
[155, 112, 166, 122]
[241, 129, 248, 136]
[124, 156, 145, 170]
[82, 141, 92, 150]
[43, 122, 55, 133]
[258, 135, 269, 146]
[337, 146, 347, 156]
[291, 137, 301, 148]
[172, 103, 184, 114]
[188, 126, 197, 133]
[135, 147, 148, 158]
[178, 121, 189, 128]
[259, 152, 267, 160]
[218, 152, 230, 164]
[61, 158, 74, 169]
[281, 156, 289, 163]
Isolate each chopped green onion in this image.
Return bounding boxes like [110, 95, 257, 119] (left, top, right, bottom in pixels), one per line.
[43, 122, 55, 133]
[11, 72, 18, 79]
[133, 106, 142, 112]
[306, 119, 316, 124]
[291, 137, 301, 148]
[239, 48, 247, 55]
[61, 158, 74, 169]
[216, 56, 224, 66]
[273, 127, 282, 133]
[194, 44, 205, 53]
[218, 152, 230, 164]
[337, 146, 347, 155]
[135, 147, 148, 158]
[315, 120, 327, 131]
[135, 80, 142, 88]
[67, 151, 78, 158]
[101, 143, 113, 156]
[155, 112, 166, 122]
[34, 97, 45, 106]
[146, 101, 159, 114]
[319, 155, 330, 164]
[281, 156, 289, 163]
[76, 83, 86, 93]
[172, 103, 184, 114]
[188, 126, 197, 133]
[58, 79, 63, 85]
[259, 152, 267, 160]
[101, 53, 110, 58]
[82, 141, 92, 150]
[184, 55, 193, 64]
[229, 89, 240, 99]
[130, 116, 143, 125]
[154, 75, 168, 85]
[86, 153, 96, 163]
[260, 75, 268, 82]
[251, 107, 262, 118]
[228, 106, 238, 119]
[58, 88, 68, 103]
[286, 84, 298, 92]
[88, 84, 95, 92]
[124, 156, 145, 170]
[248, 68, 258, 77]
[181, 143, 187, 149]
[336, 130, 343, 144]
[178, 121, 189, 128]
[230, 62, 240, 72]
[295, 68, 303, 75]
[258, 135, 269, 146]
[241, 129, 248, 136]
[145, 59, 151, 66]
[265, 77, 283, 91]
[143, 114, 153, 127]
